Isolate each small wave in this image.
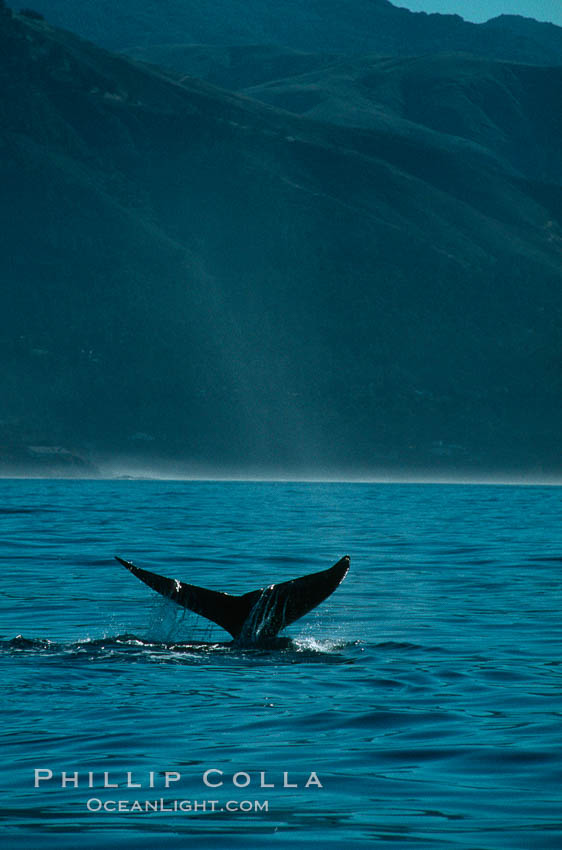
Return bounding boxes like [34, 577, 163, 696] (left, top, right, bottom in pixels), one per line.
[373, 641, 449, 653]
[2, 635, 57, 651]
[527, 555, 562, 563]
[0, 633, 354, 662]
[0, 633, 210, 657]
[0, 507, 56, 514]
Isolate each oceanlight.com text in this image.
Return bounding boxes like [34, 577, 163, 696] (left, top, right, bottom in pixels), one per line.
[86, 798, 269, 813]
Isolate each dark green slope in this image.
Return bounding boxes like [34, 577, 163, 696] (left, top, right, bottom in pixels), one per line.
[1, 9, 561, 476]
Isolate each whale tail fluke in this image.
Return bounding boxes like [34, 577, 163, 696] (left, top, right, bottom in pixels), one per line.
[115, 555, 349, 642]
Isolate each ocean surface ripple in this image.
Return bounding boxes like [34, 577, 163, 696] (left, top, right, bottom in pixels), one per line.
[0, 479, 560, 849]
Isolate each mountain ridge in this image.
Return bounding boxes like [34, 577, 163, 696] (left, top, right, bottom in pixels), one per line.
[9, 0, 562, 65]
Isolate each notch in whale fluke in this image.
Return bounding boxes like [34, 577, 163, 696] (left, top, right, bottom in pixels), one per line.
[115, 555, 350, 642]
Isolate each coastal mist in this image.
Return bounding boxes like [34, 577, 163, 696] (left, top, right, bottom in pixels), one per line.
[1, 479, 561, 849]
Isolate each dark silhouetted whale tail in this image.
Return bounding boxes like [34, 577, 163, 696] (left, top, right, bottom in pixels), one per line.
[115, 555, 349, 643]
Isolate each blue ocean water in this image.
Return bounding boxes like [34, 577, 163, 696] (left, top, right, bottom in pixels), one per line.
[1, 479, 561, 849]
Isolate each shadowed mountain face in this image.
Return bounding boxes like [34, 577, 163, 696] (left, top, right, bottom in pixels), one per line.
[0, 8, 561, 478]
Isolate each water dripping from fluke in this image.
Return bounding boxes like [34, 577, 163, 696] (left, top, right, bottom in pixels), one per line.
[115, 555, 350, 646]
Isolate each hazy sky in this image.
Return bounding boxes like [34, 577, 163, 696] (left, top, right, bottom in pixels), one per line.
[395, 1, 562, 26]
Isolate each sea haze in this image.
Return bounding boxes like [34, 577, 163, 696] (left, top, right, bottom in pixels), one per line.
[1, 479, 561, 848]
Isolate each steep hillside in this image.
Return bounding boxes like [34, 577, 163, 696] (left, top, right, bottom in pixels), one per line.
[9, 0, 562, 64]
[1, 8, 561, 477]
